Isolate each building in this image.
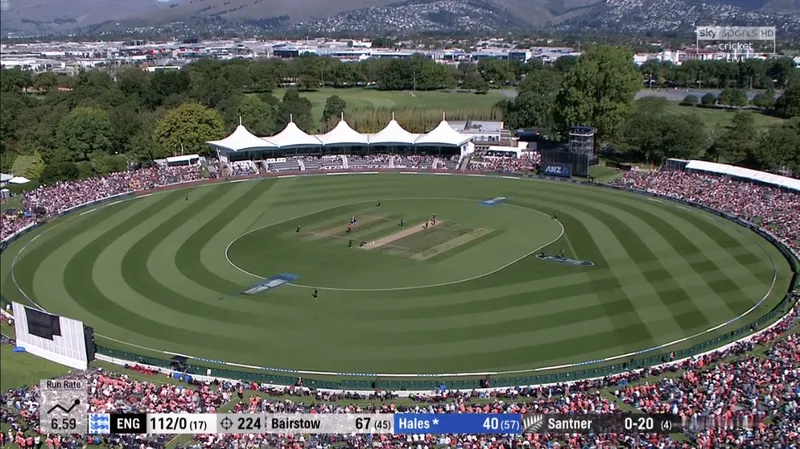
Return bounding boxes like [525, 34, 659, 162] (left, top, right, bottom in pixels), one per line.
[208, 115, 475, 163]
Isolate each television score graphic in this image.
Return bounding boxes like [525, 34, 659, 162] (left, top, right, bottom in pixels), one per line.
[99, 413, 679, 435]
[39, 379, 89, 434]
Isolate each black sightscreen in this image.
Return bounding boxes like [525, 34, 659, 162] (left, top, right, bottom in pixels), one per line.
[24, 307, 61, 340]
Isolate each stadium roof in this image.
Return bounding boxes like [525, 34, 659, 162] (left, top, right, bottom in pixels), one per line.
[685, 160, 800, 192]
[267, 118, 322, 148]
[207, 123, 277, 152]
[368, 116, 417, 145]
[316, 115, 368, 146]
[414, 118, 472, 146]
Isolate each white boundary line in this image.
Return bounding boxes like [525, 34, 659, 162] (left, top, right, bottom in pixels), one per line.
[223, 197, 564, 292]
[3, 172, 789, 378]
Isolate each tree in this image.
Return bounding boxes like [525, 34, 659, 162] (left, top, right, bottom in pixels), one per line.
[773, 80, 800, 118]
[153, 103, 225, 156]
[296, 73, 320, 91]
[709, 112, 759, 164]
[249, 60, 281, 92]
[753, 119, 800, 173]
[238, 95, 275, 136]
[321, 95, 347, 124]
[275, 89, 313, 132]
[462, 70, 488, 93]
[700, 93, 717, 107]
[503, 69, 562, 131]
[109, 102, 144, 155]
[129, 114, 168, 162]
[223, 62, 253, 91]
[553, 56, 578, 73]
[40, 162, 80, 185]
[751, 88, 776, 110]
[56, 107, 113, 162]
[116, 67, 148, 98]
[718, 88, 747, 108]
[680, 95, 699, 106]
[33, 72, 59, 93]
[554, 46, 642, 142]
[477, 59, 514, 86]
[0, 91, 25, 157]
[617, 97, 707, 163]
[9, 151, 45, 180]
[767, 57, 796, 89]
[92, 153, 128, 175]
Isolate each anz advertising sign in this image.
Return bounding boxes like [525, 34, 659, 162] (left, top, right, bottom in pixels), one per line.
[542, 163, 572, 178]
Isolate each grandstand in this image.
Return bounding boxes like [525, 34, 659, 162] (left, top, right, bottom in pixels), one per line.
[206, 116, 475, 163]
[1, 156, 798, 449]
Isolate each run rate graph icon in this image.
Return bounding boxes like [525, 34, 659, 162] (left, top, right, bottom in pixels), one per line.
[40, 379, 89, 434]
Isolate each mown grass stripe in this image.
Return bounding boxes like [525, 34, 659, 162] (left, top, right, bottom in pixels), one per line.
[175, 180, 271, 293]
[543, 208, 657, 347]
[329, 320, 658, 373]
[594, 195, 764, 317]
[571, 200, 710, 332]
[119, 185, 290, 326]
[61, 190, 266, 351]
[663, 203, 775, 282]
[11, 201, 138, 307]
[270, 187, 402, 207]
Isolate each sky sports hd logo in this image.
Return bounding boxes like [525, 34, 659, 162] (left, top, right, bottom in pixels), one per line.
[696, 26, 776, 55]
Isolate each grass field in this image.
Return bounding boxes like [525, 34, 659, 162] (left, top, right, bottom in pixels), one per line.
[663, 102, 785, 130]
[0, 174, 792, 378]
[271, 88, 506, 124]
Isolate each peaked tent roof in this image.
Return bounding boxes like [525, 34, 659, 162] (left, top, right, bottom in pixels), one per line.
[316, 117, 368, 145]
[369, 119, 417, 145]
[414, 119, 472, 146]
[207, 125, 278, 152]
[267, 121, 322, 148]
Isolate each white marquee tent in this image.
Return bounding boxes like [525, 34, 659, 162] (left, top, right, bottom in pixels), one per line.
[316, 115, 368, 146]
[208, 114, 477, 155]
[414, 119, 472, 147]
[207, 123, 278, 152]
[368, 116, 418, 146]
[8, 176, 30, 184]
[267, 118, 322, 148]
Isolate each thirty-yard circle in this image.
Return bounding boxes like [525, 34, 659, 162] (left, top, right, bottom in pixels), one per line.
[1, 174, 792, 376]
[226, 198, 562, 290]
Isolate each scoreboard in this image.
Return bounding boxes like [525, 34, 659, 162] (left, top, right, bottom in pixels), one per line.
[40, 378, 687, 436]
[63, 412, 680, 435]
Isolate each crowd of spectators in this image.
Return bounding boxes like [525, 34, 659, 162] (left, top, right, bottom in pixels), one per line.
[2, 292, 796, 448]
[0, 166, 202, 241]
[613, 170, 800, 253]
[468, 152, 539, 173]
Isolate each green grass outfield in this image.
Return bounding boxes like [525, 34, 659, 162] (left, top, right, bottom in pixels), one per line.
[270, 88, 505, 122]
[0, 174, 792, 377]
[663, 102, 785, 130]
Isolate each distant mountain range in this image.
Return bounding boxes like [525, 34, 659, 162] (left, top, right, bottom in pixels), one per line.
[1, 0, 798, 36]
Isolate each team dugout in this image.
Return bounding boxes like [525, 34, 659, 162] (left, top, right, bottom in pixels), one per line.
[208, 114, 474, 163]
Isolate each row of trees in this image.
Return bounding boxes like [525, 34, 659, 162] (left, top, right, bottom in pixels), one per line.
[2, 47, 799, 184]
[499, 46, 800, 173]
[620, 97, 799, 173]
[2, 52, 795, 96]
